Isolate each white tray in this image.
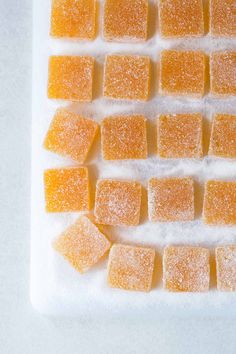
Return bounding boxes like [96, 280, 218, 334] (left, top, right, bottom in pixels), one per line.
[31, 0, 236, 318]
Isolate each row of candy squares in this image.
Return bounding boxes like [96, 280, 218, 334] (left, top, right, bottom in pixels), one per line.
[53, 215, 236, 292]
[44, 109, 236, 162]
[44, 171, 236, 225]
[50, 0, 236, 40]
[48, 51, 236, 101]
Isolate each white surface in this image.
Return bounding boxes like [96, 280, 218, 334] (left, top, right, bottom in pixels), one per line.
[2, 0, 236, 353]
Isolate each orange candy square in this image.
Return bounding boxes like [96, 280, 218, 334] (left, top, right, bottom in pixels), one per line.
[101, 115, 147, 160]
[210, 51, 236, 96]
[216, 245, 236, 291]
[160, 50, 206, 97]
[103, 0, 148, 42]
[107, 244, 155, 292]
[210, 0, 236, 37]
[159, 0, 204, 38]
[94, 179, 142, 226]
[163, 246, 210, 292]
[203, 180, 236, 225]
[103, 55, 150, 101]
[44, 108, 99, 163]
[50, 0, 96, 40]
[157, 114, 203, 158]
[48, 56, 94, 102]
[53, 216, 111, 273]
[209, 114, 236, 158]
[148, 177, 194, 222]
[44, 167, 90, 212]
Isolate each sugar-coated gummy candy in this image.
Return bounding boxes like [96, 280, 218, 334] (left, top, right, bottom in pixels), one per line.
[107, 244, 155, 292]
[44, 167, 90, 212]
[94, 179, 142, 226]
[48, 56, 94, 102]
[103, 55, 150, 101]
[163, 246, 210, 292]
[148, 177, 194, 222]
[210, 0, 236, 37]
[101, 115, 147, 160]
[44, 108, 99, 163]
[50, 0, 96, 40]
[157, 114, 203, 158]
[216, 245, 236, 291]
[53, 216, 111, 273]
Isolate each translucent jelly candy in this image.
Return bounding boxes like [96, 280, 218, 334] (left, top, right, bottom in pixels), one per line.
[209, 114, 236, 158]
[163, 246, 210, 292]
[203, 180, 236, 225]
[44, 167, 89, 212]
[48, 56, 94, 102]
[210, 51, 236, 96]
[159, 0, 204, 38]
[101, 115, 147, 160]
[94, 179, 142, 226]
[53, 216, 111, 273]
[107, 244, 155, 292]
[160, 50, 206, 97]
[148, 177, 194, 222]
[50, 0, 96, 40]
[216, 245, 236, 291]
[103, 55, 150, 101]
[44, 108, 99, 163]
[157, 114, 203, 158]
[210, 0, 236, 37]
[103, 0, 148, 42]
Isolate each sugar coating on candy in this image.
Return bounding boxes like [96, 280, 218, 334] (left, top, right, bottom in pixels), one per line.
[209, 114, 236, 158]
[48, 56, 94, 102]
[210, 51, 236, 96]
[210, 0, 236, 37]
[159, 0, 204, 38]
[158, 114, 203, 158]
[203, 180, 236, 225]
[94, 179, 142, 226]
[44, 108, 99, 163]
[163, 246, 210, 292]
[107, 244, 155, 292]
[101, 115, 147, 160]
[160, 50, 206, 97]
[103, 0, 148, 42]
[53, 216, 111, 273]
[50, 0, 96, 40]
[44, 167, 90, 212]
[148, 177, 194, 222]
[103, 55, 150, 101]
[216, 245, 236, 291]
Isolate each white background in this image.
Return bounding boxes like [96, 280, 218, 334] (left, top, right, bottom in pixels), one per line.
[1, 0, 236, 353]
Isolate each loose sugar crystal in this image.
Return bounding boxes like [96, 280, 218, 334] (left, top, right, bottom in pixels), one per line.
[163, 246, 210, 292]
[160, 50, 206, 97]
[159, 0, 204, 38]
[107, 244, 155, 292]
[103, 55, 150, 101]
[216, 245, 236, 291]
[48, 56, 94, 102]
[94, 179, 142, 226]
[103, 0, 148, 42]
[157, 114, 203, 158]
[53, 216, 111, 273]
[209, 114, 236, 158]
[50, 0, 96, 40]
[44, 108, 99, 163]
[203, 180, 236, 225]
[210, 0, 236, 37]
[44, 167, 90, 212]
[101, 115, 147, 160]
[210, 51, 236, 96]
[148, 177, 194, 222]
